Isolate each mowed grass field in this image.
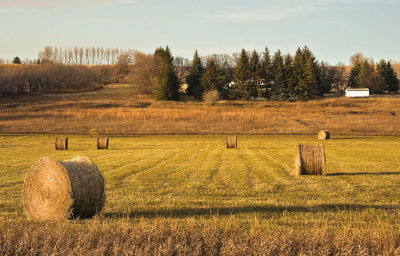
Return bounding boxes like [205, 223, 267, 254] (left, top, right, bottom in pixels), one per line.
[1, 134, 400, 254]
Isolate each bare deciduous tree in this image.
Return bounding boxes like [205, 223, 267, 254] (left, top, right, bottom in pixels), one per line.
[328, 62, 348, 92]
[127, 51, 163, 94]
[114, 52, 133, 82]
[38, 46, 54, 63]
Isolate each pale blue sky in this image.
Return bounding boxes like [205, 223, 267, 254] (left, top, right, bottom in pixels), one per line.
[0, 0, 399, 64]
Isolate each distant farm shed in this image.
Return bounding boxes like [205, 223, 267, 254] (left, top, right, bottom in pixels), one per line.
[345, 88, 369, 98]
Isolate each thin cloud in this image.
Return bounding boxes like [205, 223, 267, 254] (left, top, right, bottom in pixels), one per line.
[0, 0, 138, 9]
[216, 6, 317, 22]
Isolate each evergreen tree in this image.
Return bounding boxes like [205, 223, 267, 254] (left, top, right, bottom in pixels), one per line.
[13, 57, 21, 64]
[303, 47, 319, 98]
[230, 49, 250, 99]
[284, 54, 295, 101]
[348, 63, 361, 88]
[201, 59, 228, 95]
[262, 47, 273, 98]
[293, 47, 307, 100]
[249, 50, 262, 99]
[270, 50, 286, 100]
[186, 50, 204, 99]
[154, 46, 179, 101]
[155, 62, 180, 101]
[154, 46, 174, 65]
[377, 60, 399, 93]
[291, 46, 321, 100]
[348, 58, 374, 89]
[317, 62, 332, 95]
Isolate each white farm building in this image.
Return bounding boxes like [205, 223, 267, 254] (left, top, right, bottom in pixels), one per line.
[345, 88, 369, 98]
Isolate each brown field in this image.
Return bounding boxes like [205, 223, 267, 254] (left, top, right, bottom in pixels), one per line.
[2, 82, 400, 135]
[3, 81, 400, 254]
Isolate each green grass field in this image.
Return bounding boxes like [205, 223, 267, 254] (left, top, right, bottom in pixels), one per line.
[1, 134, 400, 254]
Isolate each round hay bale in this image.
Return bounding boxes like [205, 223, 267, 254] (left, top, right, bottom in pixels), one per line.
[294, 144, 326, 175]
[55, 137, 68, 150]
[318, 130, 330, 140]
[97, 136, 109, 149]
[22, 157, 105, 221]
[89, 129, 99, 138]
[226, 136, 237, 149]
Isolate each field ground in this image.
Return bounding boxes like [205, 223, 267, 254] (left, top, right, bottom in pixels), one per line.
[2, 82, 400, 136]
[2, 134, 400, 254]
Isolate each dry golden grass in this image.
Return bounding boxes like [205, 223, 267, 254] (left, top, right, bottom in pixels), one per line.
[2, 83, 400, 135]
[2, 220, 400, 255]
[2, 134, 400, 254]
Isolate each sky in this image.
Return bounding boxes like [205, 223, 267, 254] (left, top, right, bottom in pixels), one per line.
[0, 0, 399, 65]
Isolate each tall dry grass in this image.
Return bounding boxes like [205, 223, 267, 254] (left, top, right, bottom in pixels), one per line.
[1, 220, 400, 255]
[1, 85, 400, 135]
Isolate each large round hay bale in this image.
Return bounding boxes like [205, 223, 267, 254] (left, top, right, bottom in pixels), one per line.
[294, 144, 326, 175]
[97, 136, 109, 149]
[318, 130, 330, 140]
[22, 157, 105, 221]
[89, 129, 99, 138]
[55, 137, 68, 150]
[226, 136, 237, 149]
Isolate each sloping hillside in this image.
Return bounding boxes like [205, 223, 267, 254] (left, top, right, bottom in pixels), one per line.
[2, 82, 400, 135]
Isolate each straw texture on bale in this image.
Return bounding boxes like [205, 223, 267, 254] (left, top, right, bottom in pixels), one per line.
[22, 157, 105, 221]
[294, 144, 326, 175]
[97, 136, 109, 149]
[318, 130, 330, 140]
[226, 136, 237, 149]
[89, 129, 99, 138]
[55, 137, 68, 150]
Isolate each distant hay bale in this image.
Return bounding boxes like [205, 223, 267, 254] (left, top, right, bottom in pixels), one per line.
[226, 136, 237, 149]
[89, 129, 99, 138]
[55, 137, 68, 150]
[22, 157, 105, 221]
[318, 130, 330, 140]
[97, 136, 109, 149]
[294, 144, 326, 175]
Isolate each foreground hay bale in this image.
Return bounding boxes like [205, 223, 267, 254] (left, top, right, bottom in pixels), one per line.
[97, 136, 109, 149]
[22, 157, 105, 221]
[226, 136, 237, 149]
[318, 130, 331, 140]
[89, 129, 99, 138]
[294, 144, 326, 175]
[55, 137, 68, 150]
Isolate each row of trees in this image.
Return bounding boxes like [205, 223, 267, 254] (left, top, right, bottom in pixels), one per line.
[155, 46, 332, 101]
[0, 64, 111, 97]
[1, 45, 398, 100]
[348, 53, 399, 93]
[37, 46, 133, 65]
[153, 47, 399, 101]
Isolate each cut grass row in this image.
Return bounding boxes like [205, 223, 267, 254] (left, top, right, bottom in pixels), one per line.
[1, 134, 400, 254]
[1, 135, 400, 224]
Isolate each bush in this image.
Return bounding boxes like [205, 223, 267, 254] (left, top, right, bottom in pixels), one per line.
[363, 71, 386, 94]
[204, 90, 220, 106]
[0, 64, 111, 97]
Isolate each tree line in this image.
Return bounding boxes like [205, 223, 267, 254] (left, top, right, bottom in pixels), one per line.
[1, 45, 398, 100]
[148, 47, 399, 101]
[0, 46, 134, 65]
[37, 46, 135, 65]
[152, 46, 340, 101]
[0, 64, 111, 97]
[348, 53, 399, 93]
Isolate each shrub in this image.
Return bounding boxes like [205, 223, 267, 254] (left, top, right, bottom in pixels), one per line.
[204, 89, 220, 106]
